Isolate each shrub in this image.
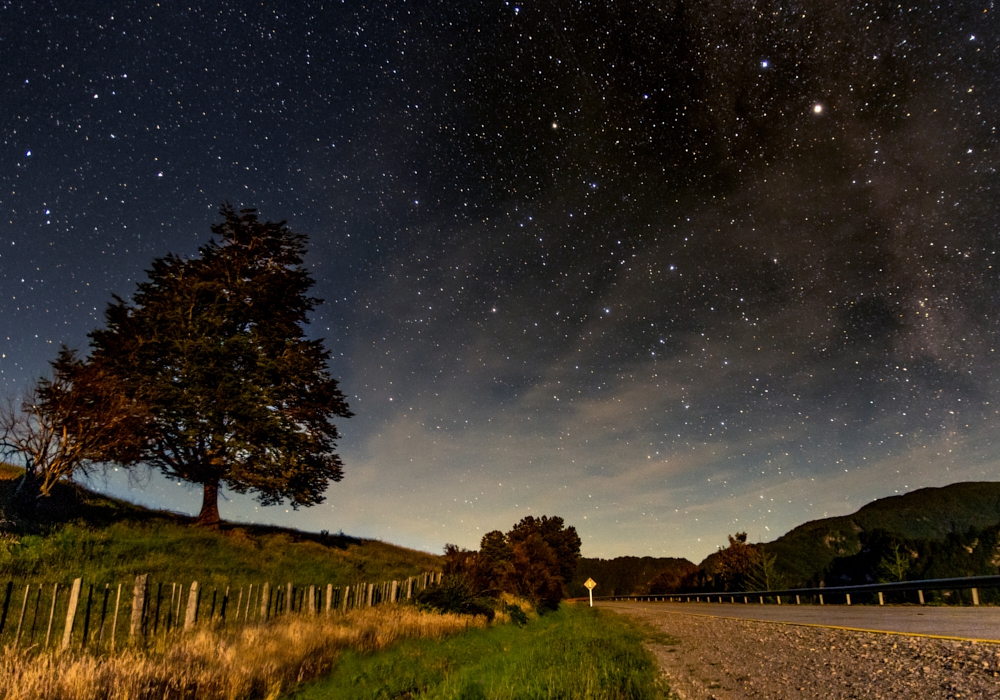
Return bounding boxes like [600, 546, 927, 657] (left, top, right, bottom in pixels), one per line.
[415, 576, 495, 619]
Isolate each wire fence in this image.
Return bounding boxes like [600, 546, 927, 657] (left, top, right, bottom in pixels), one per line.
[0, 570, 443, 654]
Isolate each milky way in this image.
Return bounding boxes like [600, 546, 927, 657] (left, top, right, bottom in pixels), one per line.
[1, 1, 997, 559]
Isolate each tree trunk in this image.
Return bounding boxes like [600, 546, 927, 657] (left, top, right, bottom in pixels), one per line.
[194, 479, 222, 528]
[13, 467, 42, 520]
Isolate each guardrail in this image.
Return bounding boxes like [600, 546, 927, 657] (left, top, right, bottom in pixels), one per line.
[595, 574, 1000, 606]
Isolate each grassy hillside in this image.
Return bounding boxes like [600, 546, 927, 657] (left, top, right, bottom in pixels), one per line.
[571, 556, 696, 597]
[0, 464, 440, 587]
[711, 482, 1000, 587]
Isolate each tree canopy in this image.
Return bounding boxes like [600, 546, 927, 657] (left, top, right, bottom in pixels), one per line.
[442, 515, 581, 609]
[55, 205, 352, 526]
[1, 351, 143, 515]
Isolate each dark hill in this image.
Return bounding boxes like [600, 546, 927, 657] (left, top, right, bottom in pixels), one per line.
[704, 482, 1000, 587]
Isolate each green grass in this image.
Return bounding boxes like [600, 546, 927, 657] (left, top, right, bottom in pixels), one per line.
[287, 604, 669, 700]
[0, 465, 440, 588]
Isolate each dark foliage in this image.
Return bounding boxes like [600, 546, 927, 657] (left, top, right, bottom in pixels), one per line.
[415, 575, 495, 619]
[503, 602, 529, 626]
[56, 205, 352, 526]
[571, 556, 697, 596]
[1, 352, 145, 519]
[442, 515, 581, 609]
[646, 568, 688, 595]
[756, 482, 1000, 587]
[680, 484, 1000, 596]
[709, 532, 756, 591]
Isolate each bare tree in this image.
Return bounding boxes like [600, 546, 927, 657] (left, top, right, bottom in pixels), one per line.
[0, 351, 144, 515]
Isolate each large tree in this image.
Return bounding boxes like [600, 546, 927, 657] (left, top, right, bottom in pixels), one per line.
[65, 204, 352, 526]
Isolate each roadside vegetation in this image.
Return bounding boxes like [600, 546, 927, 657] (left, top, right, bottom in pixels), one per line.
[0, 605, 482, 700]
[288, 603, 669, 700]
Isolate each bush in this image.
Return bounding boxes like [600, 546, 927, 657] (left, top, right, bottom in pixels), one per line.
[415, 576, 495, 619]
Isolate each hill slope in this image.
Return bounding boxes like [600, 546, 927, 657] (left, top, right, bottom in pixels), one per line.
[0, 464, 440, 587]
[710, 482, 1000, 587]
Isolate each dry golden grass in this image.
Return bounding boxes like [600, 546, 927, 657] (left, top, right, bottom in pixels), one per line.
[0, 606, 486, 700]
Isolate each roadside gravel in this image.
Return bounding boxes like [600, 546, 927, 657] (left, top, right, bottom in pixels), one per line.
[603, 602, 1000, 700]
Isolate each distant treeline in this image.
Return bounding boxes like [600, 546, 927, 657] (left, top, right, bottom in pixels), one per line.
[570, 556, 696, 597]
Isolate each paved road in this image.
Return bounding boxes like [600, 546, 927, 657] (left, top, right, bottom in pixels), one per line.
[597, 600, 1000, 641]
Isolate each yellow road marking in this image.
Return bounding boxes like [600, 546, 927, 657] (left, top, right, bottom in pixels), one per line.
[606, 602, 1000, 645]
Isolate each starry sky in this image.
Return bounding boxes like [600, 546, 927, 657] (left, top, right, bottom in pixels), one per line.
[2, 1, 998, 561]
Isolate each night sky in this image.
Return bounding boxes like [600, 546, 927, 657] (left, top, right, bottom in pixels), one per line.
[2, 1, 998, 561]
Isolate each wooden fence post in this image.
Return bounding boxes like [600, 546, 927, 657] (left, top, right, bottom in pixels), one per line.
[44, 582, 58, 648]
[13, 584, 29, 645]
[110, 584, 122, 652]
[184, 582, 199, 630]
[918, 589, 925, 604]
[220, 586, 230, 622]
[152, 583, 163, 635]
[81, 584, 94, 648]
[260, 582, 270, 620]
[367, 583, 374, 607]
[390, 580, 398, 604]
[61, 577, 82, 650]
[972, 588, 980, 606]
[406, 577, 413, 600]
[130, 574, 148, 639]
[28, 584, 41, 643]
[245, 584, 254, 621]
[97, 584, 110, 646]
[878, 592, 884, 605]
[308, 585, 316, 615]
[326, 584, 333, 614]
[846, 593, 852, 606]
[174, 583, 184, 623]
[286, 583, 293, 615]
[0, 581, 11, 637]
[342, 585, 350, 612]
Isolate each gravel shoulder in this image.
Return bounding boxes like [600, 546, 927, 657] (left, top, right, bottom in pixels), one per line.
[602, 602, 1000, 700]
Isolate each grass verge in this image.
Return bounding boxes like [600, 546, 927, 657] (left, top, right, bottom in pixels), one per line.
[0, 606, 484, 700]
[288, 603, 669, 700]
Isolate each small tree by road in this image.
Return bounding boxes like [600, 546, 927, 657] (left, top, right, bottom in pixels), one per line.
[442, 515, 582, 609]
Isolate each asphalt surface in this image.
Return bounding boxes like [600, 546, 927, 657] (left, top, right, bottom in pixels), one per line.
[596, 600, 1000, 642]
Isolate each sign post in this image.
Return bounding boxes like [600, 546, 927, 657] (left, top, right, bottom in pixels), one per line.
[584, 578, 597, 607]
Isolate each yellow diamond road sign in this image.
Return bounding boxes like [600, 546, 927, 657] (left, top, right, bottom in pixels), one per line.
[584, 578, 597, 590]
